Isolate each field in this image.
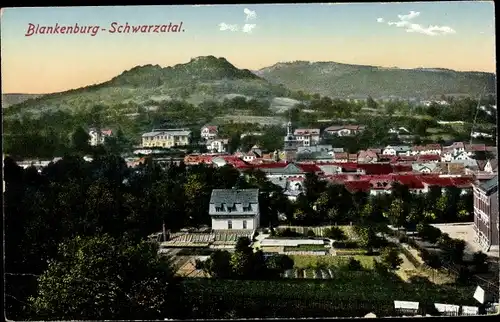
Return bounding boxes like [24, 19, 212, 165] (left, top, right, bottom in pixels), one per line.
[182, 273, 477, 306]
[283, 245, 329, 252]
[275, 225, 356, 239]
[291, 254, 376, 270]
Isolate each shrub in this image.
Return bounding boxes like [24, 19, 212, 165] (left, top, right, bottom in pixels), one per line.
[194, 259, 206, 270]
[416, 223, 442, 244]
[323, 227, 347, 241]
[380, 247, 403, 270]
[472, 251, 489, 273]
[398, 235, 409, 243]
[306, 229, 316, 237]
[347, 258, 363, 271]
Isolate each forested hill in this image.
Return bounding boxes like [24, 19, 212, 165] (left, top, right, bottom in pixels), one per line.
[255, 61, 496, 99]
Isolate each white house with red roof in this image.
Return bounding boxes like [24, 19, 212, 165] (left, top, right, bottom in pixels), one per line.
[200, 125, 218, 140]
[89, 128, 112, 146]
[324, 125, 365, 137]
[408, 144, 442, 156]
[293, 128, 321, 147]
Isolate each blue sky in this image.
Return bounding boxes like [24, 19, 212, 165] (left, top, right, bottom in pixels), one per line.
[1, 2, 496, 93]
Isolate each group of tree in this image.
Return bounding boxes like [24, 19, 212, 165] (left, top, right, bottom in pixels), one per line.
[197, 237, 294, 279]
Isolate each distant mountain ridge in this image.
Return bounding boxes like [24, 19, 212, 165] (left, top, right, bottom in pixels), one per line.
[3, 56, 289, 115]
[256, 60, 496, 98]
[4, 57, 496, 114]
[2, 93, 45, 108]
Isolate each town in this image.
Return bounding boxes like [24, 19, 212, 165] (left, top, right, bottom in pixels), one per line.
[7, 116, 498, 318]
[3, 3, 498, 320]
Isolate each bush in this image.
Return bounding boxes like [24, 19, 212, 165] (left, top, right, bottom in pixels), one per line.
[306, 229, 316, 237]
[332, 241, 359, 249]
[276, 228, 302, 238]
[195, 259, 206, 270]
[472, 251, 489, 273]
[420, 250, 442, 269]
[416, 223, 442, 244]
[380, 247, 403, 270]
[398, 235, 409, 243]
[323, 227, 347, 241]
[347, 258, 363, 271]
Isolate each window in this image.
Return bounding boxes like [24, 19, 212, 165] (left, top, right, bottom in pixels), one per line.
[243, 220, 247, 229]
[243, 205, 252, 212]
[228, 220, 232, 229]
[215, 205, 223, 212]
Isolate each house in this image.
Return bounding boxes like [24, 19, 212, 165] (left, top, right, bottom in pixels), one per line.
[324, 125, 365, 137]
[382, 145, 411, 156]
[89, 128, 112, 146]
[472, 176, 499, 252]
[200, 125, 218, 140]
[417, 154, 441, 163]
[297, 145, 335, 154]
[410, 144, 442, 156]
[207, 138, 229, 153]
[209, 189, 260, 230]
[412, 163, 439, 173]
[250, 162, 323, 179]
[293, 128, 321, 147]
[142, 129, 191, 148]
[484, 159, 498, 173]
[441, 147, 455, 162]
[242, 148, 263, 162]
[357, 150, 379, 163]
[465, 144, 487, 156]
[388, 127, 411, 135]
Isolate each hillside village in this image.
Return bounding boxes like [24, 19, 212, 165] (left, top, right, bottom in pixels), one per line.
[3, 36, 499, 322]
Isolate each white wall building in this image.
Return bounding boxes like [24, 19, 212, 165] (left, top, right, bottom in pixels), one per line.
[209, 189, 260, 230]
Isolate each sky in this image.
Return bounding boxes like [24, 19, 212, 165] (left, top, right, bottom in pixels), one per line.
[1, 2, 496, 94]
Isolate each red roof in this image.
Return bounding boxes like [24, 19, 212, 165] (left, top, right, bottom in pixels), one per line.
[344, 180, 371, 193]
[394, 175, 425, 189]
[254, 162, 288, 169]
[420, 176, 474, 188]
[297, 163, 322, 173]
[357, 163, 394, 175]
[417, 154, 441, 162]
[392, 164, 413, 172]
[203, 125, 218, 133]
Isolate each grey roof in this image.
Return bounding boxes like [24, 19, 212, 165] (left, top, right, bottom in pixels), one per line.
[210, 189, 259, 205]
[385, 145, 411, 152]
[142, 128, 191, 137]
[479, 176, 498, 195]
[268, 177, 287, 189]
[260, 163, 304, 174]
[297, 145, 333, 154]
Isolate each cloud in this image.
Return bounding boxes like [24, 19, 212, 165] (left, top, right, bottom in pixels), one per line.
[244, 8, 257, 21]
[219, 22, 238, 32]
[386, 11, 455, 36]
[376, 18, 384, 23]
[397, 10, 420, 21]
[242, 24, 256, 33]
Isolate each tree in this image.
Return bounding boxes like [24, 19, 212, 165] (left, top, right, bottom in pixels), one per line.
[384, 199, 407, 230]
[29, 234, 184, 320]
[266, 254, 294, 273]
[71, 126, 91, 154]
[416, 223, 441, 244]
[323, 226, 346, 241]
[204, 250, 233, 279]
[443, 239, 466, 264]
[366, 96, 378, 109]
[380, 247, 403, 270]
[347, 257, 363, 271]
[472, 251, 489, 273]
[231, 237, 256, 279]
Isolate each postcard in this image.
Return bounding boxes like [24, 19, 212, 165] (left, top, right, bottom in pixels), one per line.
[2, 2, 498, 320]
